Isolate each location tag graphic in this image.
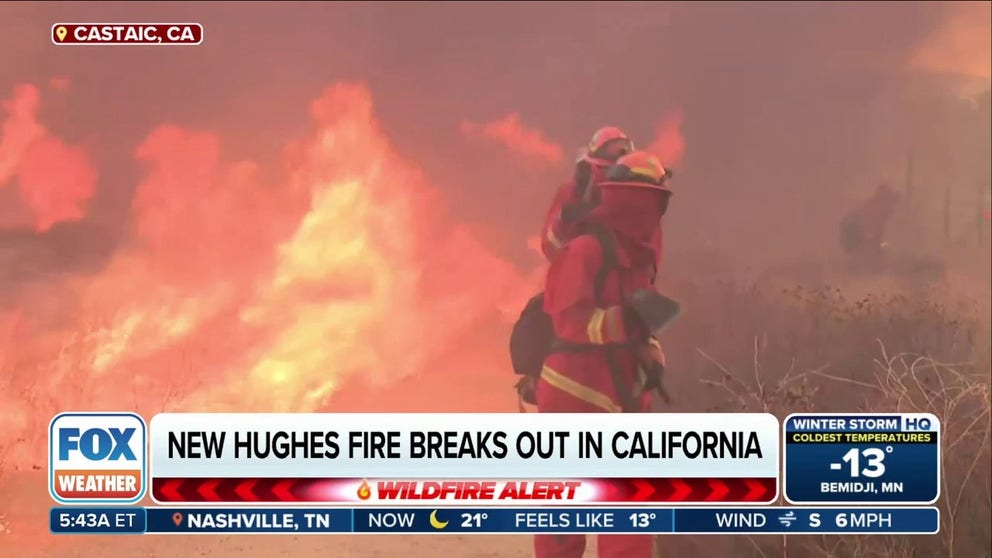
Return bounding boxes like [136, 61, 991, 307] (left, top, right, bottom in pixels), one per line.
[172, 512, 183, 526]
[51, 23, 204, 46]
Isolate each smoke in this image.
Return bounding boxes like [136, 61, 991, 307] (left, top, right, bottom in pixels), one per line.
[0, 83, 97, 231]
[0, 1, 988, 467]
[48, 77, 72, 92]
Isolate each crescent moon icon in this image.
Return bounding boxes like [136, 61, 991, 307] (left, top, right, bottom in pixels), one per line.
[429, 509, 449, 530]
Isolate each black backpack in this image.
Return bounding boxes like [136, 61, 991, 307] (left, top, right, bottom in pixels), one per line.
[508, 292, 553, 381]
[509, 224, 622, 405]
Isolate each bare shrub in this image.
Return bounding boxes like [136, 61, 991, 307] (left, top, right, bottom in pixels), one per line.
[676, 280, 991, 558]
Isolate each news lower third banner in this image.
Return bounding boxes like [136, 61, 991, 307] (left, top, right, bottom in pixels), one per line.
[783, 413, 941, 505]
[50, 506, 940, 535]
[140, 412, 779, 505]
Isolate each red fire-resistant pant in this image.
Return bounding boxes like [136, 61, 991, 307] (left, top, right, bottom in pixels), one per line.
[532, 381, 653, 558]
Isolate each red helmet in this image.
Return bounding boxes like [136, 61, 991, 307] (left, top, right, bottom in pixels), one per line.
[599, 151, 672, 192]
[582, 126, 634, 165]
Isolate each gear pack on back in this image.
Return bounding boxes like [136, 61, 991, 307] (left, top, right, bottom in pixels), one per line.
[508, 292, 554, 389]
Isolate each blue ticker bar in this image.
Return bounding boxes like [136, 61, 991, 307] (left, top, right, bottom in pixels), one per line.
[50, 506, 939, 535]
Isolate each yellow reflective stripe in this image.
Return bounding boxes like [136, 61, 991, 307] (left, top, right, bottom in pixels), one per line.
[586, 309, 606, 344]
[589, 307, 625, 344]
[629, 165, 663, 181]
[541, 366, 621, 413]
[602, 307, 625, 343]
[546, 226, 563, 249]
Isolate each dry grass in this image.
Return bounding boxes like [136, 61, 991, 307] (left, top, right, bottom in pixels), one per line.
[675, 280, 991, 558]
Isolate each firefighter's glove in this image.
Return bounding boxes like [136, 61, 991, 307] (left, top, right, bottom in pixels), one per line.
[637, 338, 671, 403]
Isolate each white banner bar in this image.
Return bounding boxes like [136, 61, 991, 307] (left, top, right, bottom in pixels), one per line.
[149, 413, 780, 479]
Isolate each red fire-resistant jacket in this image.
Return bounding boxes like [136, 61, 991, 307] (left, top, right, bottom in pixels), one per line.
[537, 229, 657, 413]
[540, 181, 580, 260]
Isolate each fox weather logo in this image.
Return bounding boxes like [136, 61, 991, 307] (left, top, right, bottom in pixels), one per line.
[48, 412, 147, 504]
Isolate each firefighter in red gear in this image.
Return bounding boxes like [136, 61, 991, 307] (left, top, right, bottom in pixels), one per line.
[858, 182, 900, 251]
[840, 182, 900, 260]
[540, 127, 635, 260]
[534, 151, 673, 558]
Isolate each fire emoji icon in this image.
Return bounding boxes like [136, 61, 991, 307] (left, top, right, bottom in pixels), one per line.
[357, 479, 371, 500]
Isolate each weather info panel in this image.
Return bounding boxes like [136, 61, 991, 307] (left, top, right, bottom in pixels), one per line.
[48, 412, 939, 536]
[783, 413, 940, 505]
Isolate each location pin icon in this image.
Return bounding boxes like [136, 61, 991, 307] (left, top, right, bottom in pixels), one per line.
[55, 26, 67, 42]
[172, 512, 183, 526]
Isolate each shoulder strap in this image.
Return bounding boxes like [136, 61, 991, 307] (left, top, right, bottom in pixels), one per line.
[585, 222, 618, 304]
[572, 161, 596, 202]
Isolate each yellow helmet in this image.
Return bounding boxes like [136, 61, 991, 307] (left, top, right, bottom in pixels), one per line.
[600, 151, 672, 191]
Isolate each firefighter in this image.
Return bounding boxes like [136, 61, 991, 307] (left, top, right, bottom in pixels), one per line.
[540, 127, 635, 260]
[840, 182, 900, 260]
[510, 127, 639, 405]
[534, 151, 673, 558]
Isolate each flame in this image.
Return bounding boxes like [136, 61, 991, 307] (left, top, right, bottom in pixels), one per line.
[357, 479, 371, 500]
[0, 82, 535, 465]
[910, 1, 991, 100]
[911, 2, 991, 82]
[460, 112, 564, 165]
[646, 110, 686, 168]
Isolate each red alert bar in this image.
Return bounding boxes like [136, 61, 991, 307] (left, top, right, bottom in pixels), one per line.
[151, 477, 778, 504]
[52, 23, 203, 46]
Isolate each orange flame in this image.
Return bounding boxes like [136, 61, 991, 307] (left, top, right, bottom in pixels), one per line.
[357, 479, 371, 500]
[460, 112, 564, 165]
[911, 2, 991, 82]
[646, 109, 686, 168]
[0, 82, 536, 466]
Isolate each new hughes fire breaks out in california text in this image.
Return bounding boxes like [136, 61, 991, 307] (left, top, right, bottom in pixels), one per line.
[166, 429, 764, 460]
